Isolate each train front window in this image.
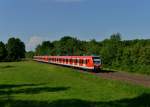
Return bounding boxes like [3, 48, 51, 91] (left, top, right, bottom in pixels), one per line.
[93, 57, 101, 64]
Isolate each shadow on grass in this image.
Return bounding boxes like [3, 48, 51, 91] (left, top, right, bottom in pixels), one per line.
[0, 83, 43, 89]
[100, 69, 116, 73]
[0, 93, 149, 107]
[0, 83, 70, 96]
[0, 65, 15, 69]
[0, 86, 70, 95]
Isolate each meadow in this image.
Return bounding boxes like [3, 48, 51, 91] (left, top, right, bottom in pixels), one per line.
[0, 61, 149, 107]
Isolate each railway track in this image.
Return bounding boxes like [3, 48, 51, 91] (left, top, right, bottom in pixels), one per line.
[77, 69, 150, 87]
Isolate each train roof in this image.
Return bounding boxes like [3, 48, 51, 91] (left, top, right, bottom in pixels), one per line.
[34, 56, 99, 58]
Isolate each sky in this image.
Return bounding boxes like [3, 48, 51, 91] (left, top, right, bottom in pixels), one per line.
[0, 0, 150, 51]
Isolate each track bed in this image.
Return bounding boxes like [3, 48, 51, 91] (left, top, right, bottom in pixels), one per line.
[79, 69, 150, 87]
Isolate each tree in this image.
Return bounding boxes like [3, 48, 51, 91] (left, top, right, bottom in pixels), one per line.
[55, 36, 83, 56]
[25, 51, 34, 59]
[41, 41, 54, 55]
[138, 47, 150, 65]
[6, 38, 25, 61]
[86, 39, 100, 56]
[35, 41, 54, 55]
[0, 41, 7, 61]
[110, 33, 121, 41]
[99, 33, 122, 66]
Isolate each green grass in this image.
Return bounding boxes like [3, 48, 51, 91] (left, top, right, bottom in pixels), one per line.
[0, 61, 150, 107]
[104, 64, 150, 75]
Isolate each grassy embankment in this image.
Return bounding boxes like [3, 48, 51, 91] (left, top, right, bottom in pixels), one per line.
[0, 61, 149, 107]
[103, 64, 150, 75]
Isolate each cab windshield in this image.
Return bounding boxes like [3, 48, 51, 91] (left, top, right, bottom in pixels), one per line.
[93, 57, 101, 64]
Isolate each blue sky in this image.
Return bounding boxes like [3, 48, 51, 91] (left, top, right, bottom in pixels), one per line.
[0, 0, 150, 51]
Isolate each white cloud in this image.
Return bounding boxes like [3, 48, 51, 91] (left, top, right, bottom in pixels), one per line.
[26, 36, 43, 51]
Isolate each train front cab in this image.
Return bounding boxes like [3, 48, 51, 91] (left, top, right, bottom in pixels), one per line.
[92, 56, 102, 72]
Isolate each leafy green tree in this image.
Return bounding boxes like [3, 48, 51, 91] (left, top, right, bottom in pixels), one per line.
[0, 41, 7, 61]
[25, 51, 35, 59]
[35, 41, 54, 55]
[56, 36, 84, 56]
[110, 33, 121, 41]
[138, 47, 150, 65]
[86, 39, 100, 55]
[6, 38, 25, 61]
[35, 44, 41, 55]
[99, 33, 122, 66]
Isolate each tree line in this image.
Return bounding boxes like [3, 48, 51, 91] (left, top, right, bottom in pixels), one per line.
[0, 34, 149, 74]
[34, 33, 150, 75]
[0, 38, 25, 61]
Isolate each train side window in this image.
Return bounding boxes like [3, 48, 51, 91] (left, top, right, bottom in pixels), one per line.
[77, 59, 79, 64]
[81, 60, 83, 64]
[71, 59, 72, 63]
[86, 59, 89, 64]
[75, 59, 77, 63]
[70, 59, 71, 63]
[79, 59, 82, 64]
[84, 59, 87, 64]
[66, 59, 68, 63]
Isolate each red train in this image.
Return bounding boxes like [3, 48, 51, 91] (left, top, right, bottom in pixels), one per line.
[33, 56, 102, 72]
